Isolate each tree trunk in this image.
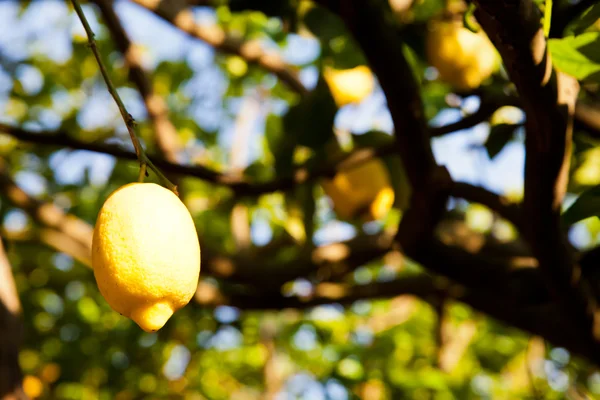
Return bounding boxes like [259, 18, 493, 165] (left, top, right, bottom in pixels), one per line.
[0, 239, 27, 400]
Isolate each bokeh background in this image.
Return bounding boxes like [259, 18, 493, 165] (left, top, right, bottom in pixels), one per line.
[1, 0, 600, 399]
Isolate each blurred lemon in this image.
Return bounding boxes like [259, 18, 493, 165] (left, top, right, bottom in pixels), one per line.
[324, 65, 375, 107]
[360, 378, 388, 400]
[226, 56, 248, 77]
[22, 375, 43, 398]
[575, 148, 600, 186]
[92, 183, 201, 332]
[426, 19, 500, 90]
[490, 106, 524, 125]
[322, 158, 394, 221]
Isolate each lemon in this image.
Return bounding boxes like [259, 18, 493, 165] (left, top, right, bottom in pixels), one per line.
[22, 375, 43, 398]
[426, 20, 500, 90]
[324, 65, 375, 107]
[490, 106, 524, 126]
[92, 183, 201, 332]
[322, 158, 395, 221]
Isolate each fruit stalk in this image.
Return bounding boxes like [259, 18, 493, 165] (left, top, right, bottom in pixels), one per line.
[69, 0, 178, 195]
[137, 162, 147, 183]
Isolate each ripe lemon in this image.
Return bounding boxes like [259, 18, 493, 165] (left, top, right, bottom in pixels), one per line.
[324, 65, 375, 107]
[322, 158, 395, 221]
[426, 20, 500, 90]
[92, 183, 201, 332]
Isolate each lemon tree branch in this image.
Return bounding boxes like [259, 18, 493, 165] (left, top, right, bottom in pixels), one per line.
[575, 100, 600, 136]
[0, 156, 393, 287]
[199, 263, 598, 361]
[3, 154, 600, 361]
[0, 158, 94, 259]
[474, 0, 600, 359]
[69, 0, 178, 194]
[328, 1, 437, 187]
[0, 239, 26, 399]
[0, 122, 391, 194]
[430, 94, 519, 137]
[320, 0, 452, 271]
[451, 182, 522, 228]
[129, 0, 308, 96]
[0, 122, 523, 227]
[0, 157, 527, 291]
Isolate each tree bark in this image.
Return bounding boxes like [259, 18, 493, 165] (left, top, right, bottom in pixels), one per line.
[0, 239, 27, 400]
[475, 0, 600, 360]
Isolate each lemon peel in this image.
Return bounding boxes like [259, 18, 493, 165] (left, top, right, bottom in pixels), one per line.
[322, 158, 394, 221]
[426, 20, 500, 90]
[92, 183, 201, 332]
[324, 65, 375, 107]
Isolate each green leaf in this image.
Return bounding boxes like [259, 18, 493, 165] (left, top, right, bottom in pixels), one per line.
[265, 113, 295, 176]
[265, 114, 283, 153]
[562, 185, 600, 227]
[351, 130, 394, 148]
[565, 3, 600, 36]
[543, 0, 552, 37]
[410, 0, 445, 22]
[283, 77, 337, 150]
[385, 155, 412, 211]
[17, 0, 33, 16]
[485, 124, 519, 159]
[154, 60, 194, 90]
[327, 36, 367, 69]
[548, 32, 600, 82]
[243, 161, 274, 182]
[303, 5, 365, 69]
[422, 81, 451, 120]
[303, 6, 347, 43]
[402, 43, 423, 86]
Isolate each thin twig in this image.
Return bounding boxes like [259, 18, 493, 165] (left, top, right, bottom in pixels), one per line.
[137, 162, 147, 182]
[430, 99, 508, 137]
[0, 121, 393, 195]
[3, 153, 600, 360]
[131, 0, 307, 96]
[0, 122, 523, 224]
[94, 0, 183, 163]
[450, 182, 522, 228]
[69, 0, 178, 194]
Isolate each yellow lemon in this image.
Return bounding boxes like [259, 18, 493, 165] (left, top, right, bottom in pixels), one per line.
[324, 65, 375, 107]
[92, 183, 201, 332]
[490, 106, 523, 125]
[426, 20, 500, 90]
[322, 158, 394, 221]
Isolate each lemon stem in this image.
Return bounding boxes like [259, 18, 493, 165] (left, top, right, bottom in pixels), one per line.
[69, 0, 178, 195]
[137, 162, 147, 183]
[463, 3, 479, 33]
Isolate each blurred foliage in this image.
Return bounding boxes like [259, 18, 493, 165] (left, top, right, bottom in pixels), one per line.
[1, 0, 600, 399]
